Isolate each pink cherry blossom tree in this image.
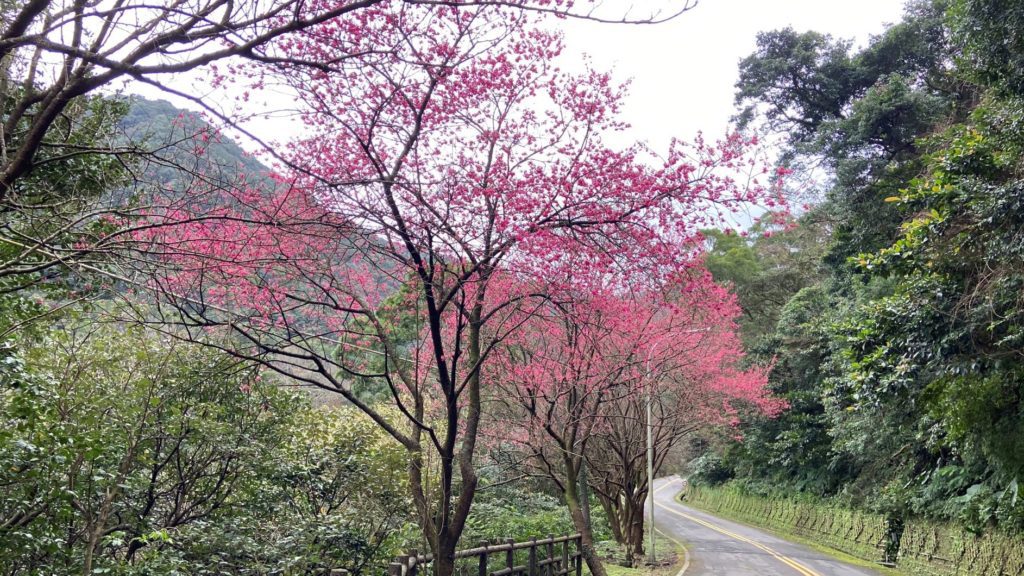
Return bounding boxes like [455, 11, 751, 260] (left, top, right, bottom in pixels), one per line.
[485, 281, 781, 574]
[135, 3, 783, 572]
[0, 0, 695, 305]
[583, 291, 785, 566]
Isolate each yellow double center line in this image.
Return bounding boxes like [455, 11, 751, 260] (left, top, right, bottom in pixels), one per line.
[653, 481, 821, 576]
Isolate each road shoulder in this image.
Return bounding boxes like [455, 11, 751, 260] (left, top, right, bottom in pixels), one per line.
[673, 489, 904, 576]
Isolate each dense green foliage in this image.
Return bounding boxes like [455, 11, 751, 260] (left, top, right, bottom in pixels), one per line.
[0, 92, 134, 296]
[0, 312, 411, 575]
[19, 0, 1024, 570]
[0, 307, 600, 574]
[695, 0, 1024, 539]
[0, 93, 606, 574]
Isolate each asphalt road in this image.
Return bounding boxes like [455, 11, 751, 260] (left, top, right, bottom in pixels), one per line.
[651, 476, 881, 576]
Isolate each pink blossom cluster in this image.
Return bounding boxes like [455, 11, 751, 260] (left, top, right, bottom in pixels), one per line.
[135, 2, 785, 440]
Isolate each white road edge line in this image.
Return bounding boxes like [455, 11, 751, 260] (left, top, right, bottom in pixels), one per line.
[654, 527, 690, 576]
[653, 476, 689, 576]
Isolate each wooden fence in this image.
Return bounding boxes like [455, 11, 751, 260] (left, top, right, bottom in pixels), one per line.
[389, 534, 583, 576]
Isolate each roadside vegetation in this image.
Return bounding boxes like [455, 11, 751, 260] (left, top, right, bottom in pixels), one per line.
[1, 2, 765, 575]
[4, 0, 1024, 575]
[689, 0, 1024, 571]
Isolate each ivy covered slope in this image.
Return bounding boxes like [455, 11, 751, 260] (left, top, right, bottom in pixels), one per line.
[694, 0, 1024, 534]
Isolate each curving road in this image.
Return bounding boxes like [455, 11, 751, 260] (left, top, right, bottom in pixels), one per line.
[651, 476, 880, 576]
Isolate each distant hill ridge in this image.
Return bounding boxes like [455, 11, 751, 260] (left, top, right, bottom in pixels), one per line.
[119, 98, 400, 408]
[120, 96, 273, 190]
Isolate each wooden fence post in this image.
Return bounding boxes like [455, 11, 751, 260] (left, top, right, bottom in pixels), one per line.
[506, 538, 515, 575]
[545, 535, 554, 576]
[574, 537, 582, 576]
[548, 532, 557, 573]
[528, 538, 537, 576]
[479, 541, 489, 576]
[407, 550, 419, 576]
[561, 540, 569, 576]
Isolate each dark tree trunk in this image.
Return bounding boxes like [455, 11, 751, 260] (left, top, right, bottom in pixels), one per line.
[625, 494, 646, 566]
[597, 494, 623, 545]
[434, 535, 458, 576]
[563, 457, 607, 576]
[597, 483, 648, 567]
[578, 461, 592, 530]
[566, 494, 608, 576]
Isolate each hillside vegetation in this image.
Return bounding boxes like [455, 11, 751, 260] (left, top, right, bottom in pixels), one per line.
[693, 0, 1024, 540]
[4, 1, 1024, 575]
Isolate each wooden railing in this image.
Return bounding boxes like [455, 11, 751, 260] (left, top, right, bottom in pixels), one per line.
[389, 534, 583, 576]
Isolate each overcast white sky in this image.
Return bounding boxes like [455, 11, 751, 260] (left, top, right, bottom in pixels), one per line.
[558, 0, 908, 149]
[127, 0, 908, 157]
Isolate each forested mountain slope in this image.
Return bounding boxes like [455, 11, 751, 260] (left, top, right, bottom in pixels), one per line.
[119, 97, 271, 188]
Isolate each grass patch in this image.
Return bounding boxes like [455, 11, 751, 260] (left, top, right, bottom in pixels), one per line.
[592, 533, 685, 576]
[675, 490, 905, 575]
